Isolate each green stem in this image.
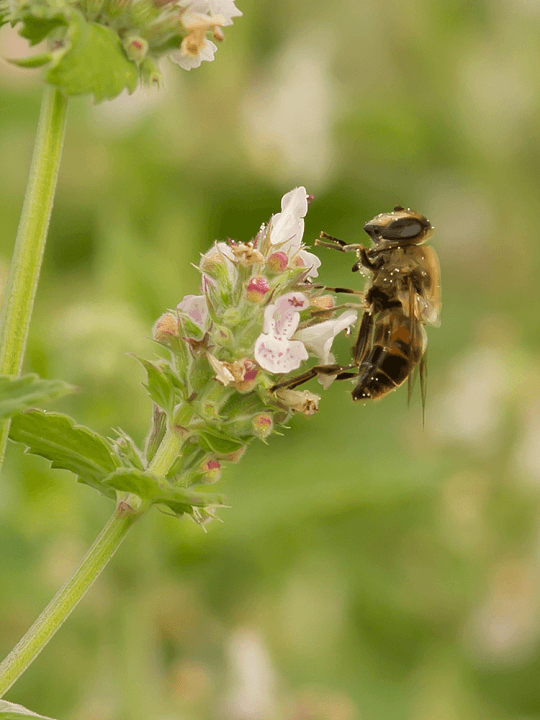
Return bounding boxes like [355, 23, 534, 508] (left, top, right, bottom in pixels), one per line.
[0, 427, 184, 697]
[0, 87, 68, 469]
[0, 501, 140, 699]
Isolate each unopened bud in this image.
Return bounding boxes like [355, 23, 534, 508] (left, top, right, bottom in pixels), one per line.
[124, 35, 149, 63]
[311, 295, 334, 312]
[235, 359, 258, 393]
[252, 413, 273, 439]
[267, 252, 288, 273]
[246, 275, 269, 302]
[153, 313, 179, 342]
[200, 459, 221, 484]
[275, 388, 320, 415]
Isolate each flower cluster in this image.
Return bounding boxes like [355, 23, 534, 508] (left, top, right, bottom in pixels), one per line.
[5, 0, 241, 100]
[149, 187, 357, 515]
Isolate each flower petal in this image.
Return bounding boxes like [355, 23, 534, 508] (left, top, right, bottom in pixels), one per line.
[177, 294, 209, 328]
[270, 187, 308, 250]
[170, 39, 217, 70]
[295, 309, 358, 364]
[254, 335, 308, 374]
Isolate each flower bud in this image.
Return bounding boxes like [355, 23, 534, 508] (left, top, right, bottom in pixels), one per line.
[219, 447, 246, 463]
[84, 0, 104, 17]
[252, 413, 273, 439]
[311, 295, 334, 312]
[267, 252, 288, 273]
[153, 313, 179, 342]
[199, 459, 221, 484]
[246, 275, 269, 302]
[124, 35, 149, 63]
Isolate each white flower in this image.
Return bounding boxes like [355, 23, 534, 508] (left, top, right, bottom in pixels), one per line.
[295, 309, 358, 365]
[270, 186, 308, 250]
[171, 39, 217, 70]
[178, 0, 242, 26]
[269, 186, 320, 278]
[177, 294, 209, 329]
[254, 292, 310, 373]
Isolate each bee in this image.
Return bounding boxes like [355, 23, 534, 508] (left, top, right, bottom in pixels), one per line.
[271, 206, 441, 410]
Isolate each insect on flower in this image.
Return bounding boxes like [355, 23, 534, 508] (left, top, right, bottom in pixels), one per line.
[271, 206, 441, 414]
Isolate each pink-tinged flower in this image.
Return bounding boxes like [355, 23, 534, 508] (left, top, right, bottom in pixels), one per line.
[177, 294, 209, 329]
[200, 458, 221, 483]
[246, 275, 269, 302]
[267, 251, 288, 273]
[252, 414, 273, 439]
[254, 292, 310, 373]
[295, 309, 358, 365]
[153, 313, 179, 342]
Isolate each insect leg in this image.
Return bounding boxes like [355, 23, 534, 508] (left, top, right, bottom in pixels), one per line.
[270, 364, 355, 392]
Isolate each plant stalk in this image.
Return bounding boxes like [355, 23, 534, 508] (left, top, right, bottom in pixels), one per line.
[0, 87, 68, 469]
[0, 427, 184, 697]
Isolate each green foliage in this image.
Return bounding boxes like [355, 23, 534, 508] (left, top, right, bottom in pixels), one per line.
[0, 374, 76, 419]
[9, 410, 119, 498]
[132, 356, 178, 415]
[45, 10, 138, 102]
[9, 5, 138, 101]
[0, 701, 55, 719]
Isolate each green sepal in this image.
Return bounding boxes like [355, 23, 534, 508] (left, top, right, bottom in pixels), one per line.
[111, 428, 145, 470]
[0, 700, 56, 719]
[9, 52, 53, 68]
[155, 486, 225, 517]
[9, 410, 119, 499]
[45, 10, 139, 102]
[132, 356, 177, 414]
[197, 427, 244, 455]
[0, 374, 76, 419]
[144, 404, 166, 464]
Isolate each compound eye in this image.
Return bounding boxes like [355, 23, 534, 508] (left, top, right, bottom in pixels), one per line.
[381, 217, 424, 240]
[364, 223, 383, 240]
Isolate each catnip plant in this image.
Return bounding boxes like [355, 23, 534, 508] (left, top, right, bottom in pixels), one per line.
[0, 5, 360, 701]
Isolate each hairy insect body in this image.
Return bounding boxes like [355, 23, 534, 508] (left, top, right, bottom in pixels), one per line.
[271, 206, 441, 409]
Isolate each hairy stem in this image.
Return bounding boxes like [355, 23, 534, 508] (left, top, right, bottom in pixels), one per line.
[0, 87, 68, 468]
[0, 427, 184, 697]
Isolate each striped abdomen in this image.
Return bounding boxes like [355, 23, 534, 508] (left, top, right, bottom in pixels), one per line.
[352, 308, 423, 401]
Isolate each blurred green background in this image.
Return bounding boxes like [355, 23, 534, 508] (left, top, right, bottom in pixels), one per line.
[2, 0, 540, 718]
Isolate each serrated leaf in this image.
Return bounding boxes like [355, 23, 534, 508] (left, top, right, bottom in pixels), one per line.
[0, 374, 76, 419]
[0, 700, 56, 719]
[198, 428, 244, 455]
[45, 9, 138, 102]
[17, 12, 68, 45]
[103, 468, 162, 500]
[133, 356, 175, 414]
[9, 410, 118, 498]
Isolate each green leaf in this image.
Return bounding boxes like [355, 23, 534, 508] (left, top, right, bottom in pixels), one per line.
[17, 13, 68, 45]
[103, 467, 162, 500]
[198, 428, 244, 455]
[0, 700, 56, 719]
[45, 9, 139, 102]
[9, 410, 119, 499]
[133, 356, 176, 414]
[0, 374, 76, 419]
